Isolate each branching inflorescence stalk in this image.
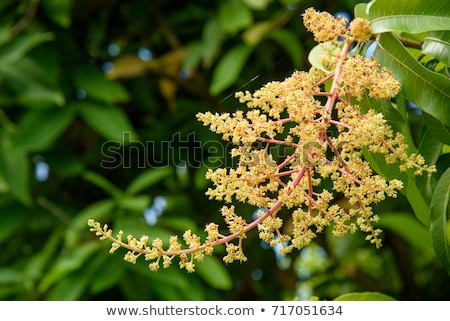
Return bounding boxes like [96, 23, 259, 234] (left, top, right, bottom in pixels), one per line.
[88, 8, 435, 273]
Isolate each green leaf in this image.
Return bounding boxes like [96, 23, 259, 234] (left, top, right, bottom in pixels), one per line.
[0, 268, 22, 285]
[219, 0, 253, 34]
[195, 255, 233, 290]
[89, 257, 125, 295]
[126, 167, 172, 195]
[47, 255, 104, 300]
[377, 212, 432, 251]
[448, 219, 450, 247]
[41, 0, 73, 28]
[423, 30, 450, 66]
[75, 101, 138, 142]
[82, 171, 123, 198]
[124, 261, 194, 300]
[24, 230, 63, 282]
[416, 124, 444, 201]
[368, 0, 450, 34]
[73, 199, 115, 231]
[404, 173, 431, 226]
[117, 195, 151, 212]
[12, 108, 75, 152]
[65, 199, 115, 248]
[242, 0, 271, 10]
[0, 57, 65, 109]
[243, 20, 273, 46]
[39, 241, 101, 292]
[0, 201, 28, 243]
[46, 148, 85, 177]
[183, 41, 204, 70]
[418, 123, 445, 165]
[0, 144, 30, 205]
[17, 87, 65, 109]
[268, 29, 304, 68]
[375, 33, 450, 127]
[0, 32, 53, 66]
[423, 112, 450, 145]
[73, 65, 130, 104]
[430, 167, 450, 272]
[201, 18, 225, 69]
[47, 270, 89, 300]
[334, 292, 396, 301]
[209, 44, 253, 95]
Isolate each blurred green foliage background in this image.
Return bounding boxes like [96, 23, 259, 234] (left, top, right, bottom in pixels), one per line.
[0, 0, 449, 300]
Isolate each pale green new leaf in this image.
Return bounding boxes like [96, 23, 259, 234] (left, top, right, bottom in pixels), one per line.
[374, 33, 450, 127]
[354, 3, 369, 20]
[368, 0, 450, 34]
[308, 42, 337, 73]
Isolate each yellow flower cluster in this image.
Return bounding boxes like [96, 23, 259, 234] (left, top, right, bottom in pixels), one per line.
[302, 8, 347, 43]
[348, 18, 372, 43]
[88, 8, 435, 272]
[339, 55, 400, 99]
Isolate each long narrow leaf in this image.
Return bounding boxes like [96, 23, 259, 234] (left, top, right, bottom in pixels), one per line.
[416, 126, 444, 201]
[368, 0, 450, 33]
[75, 101, 138, 142]
[334, 292, 396, 301]
[12, 108, 75, 153]
[126, 167, 172, 195]
[209, 44, 253, 96]
[423, 112, 450, 145]
[82, 171, 123, 198]
[374, 33, 450, 127]
[423, 30, 450, 66]
[430, 167, 450, 273]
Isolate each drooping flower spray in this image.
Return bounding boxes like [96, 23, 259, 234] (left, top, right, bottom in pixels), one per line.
[89, 8, 435, 272]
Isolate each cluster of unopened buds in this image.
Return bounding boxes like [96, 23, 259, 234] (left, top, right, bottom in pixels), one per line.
[88, 8, 435, 272]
